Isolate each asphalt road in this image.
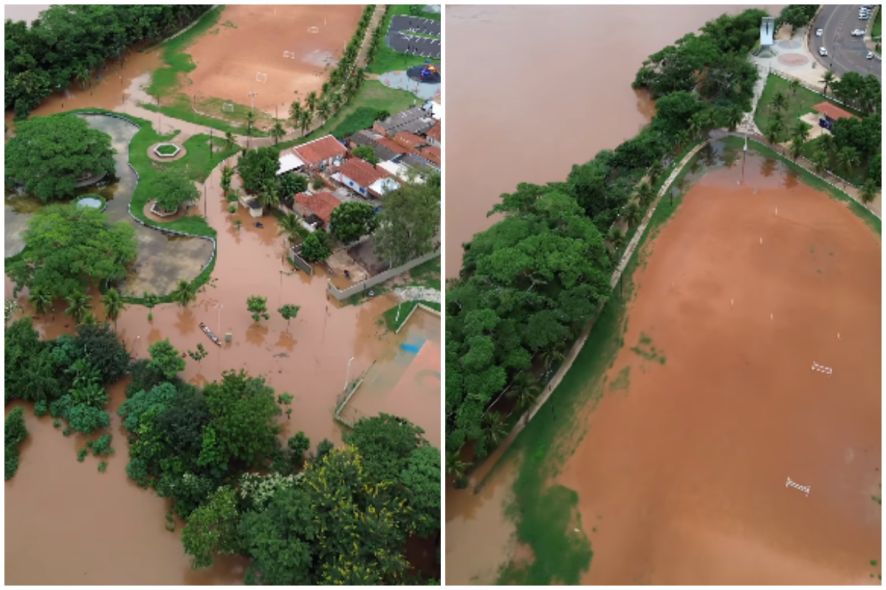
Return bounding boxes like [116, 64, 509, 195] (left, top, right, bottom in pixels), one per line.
[809, 5, 882, 81]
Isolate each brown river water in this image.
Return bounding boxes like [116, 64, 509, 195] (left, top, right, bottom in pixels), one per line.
[5, 32, 440, 584]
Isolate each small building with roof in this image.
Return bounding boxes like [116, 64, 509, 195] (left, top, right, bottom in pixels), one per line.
[333, 157, 400, 199]
[292, 191, 342, 230]
[292, 135, 348, 172]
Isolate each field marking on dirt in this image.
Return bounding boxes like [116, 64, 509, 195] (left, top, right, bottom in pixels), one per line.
[812, 362, 833, 375]
[222, 102, 235, 113]
[786, 477, 811, 496]
[256, 71, 268, 83]
[308, 26, 319, 33]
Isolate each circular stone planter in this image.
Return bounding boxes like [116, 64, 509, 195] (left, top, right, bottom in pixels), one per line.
[73, 194, 107, 213]
[147, 142, 187, 162]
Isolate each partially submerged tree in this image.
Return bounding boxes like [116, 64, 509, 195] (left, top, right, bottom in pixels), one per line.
[152, 168, 200, 214]
[247, 296, 270, 322]
[330, 201, 377, 244]
[373, 181, 440, 265]
[5, 114, 116, 202]
[147, 338, 186, 379]
[277, 304, 301, 327]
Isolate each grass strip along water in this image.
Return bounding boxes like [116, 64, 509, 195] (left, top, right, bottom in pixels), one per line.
[446, 7, 881, 586]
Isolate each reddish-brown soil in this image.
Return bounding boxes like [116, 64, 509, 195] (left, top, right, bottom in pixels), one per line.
[558, 162, 881, 584]
[186, 5, 363, 117]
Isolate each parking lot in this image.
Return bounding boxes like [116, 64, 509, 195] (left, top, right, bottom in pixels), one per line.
[388, 15, 441, 59]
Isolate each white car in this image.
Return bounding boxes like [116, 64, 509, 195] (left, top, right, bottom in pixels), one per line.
[819, 47, 828, 56]
[816, 28, 823, 37]
[867, 51, 875, 59]
[852, 29, 865, 37]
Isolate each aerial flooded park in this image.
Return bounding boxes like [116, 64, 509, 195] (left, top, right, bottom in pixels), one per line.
[5, 4, 442, 584]
[445, 4, 880, 586]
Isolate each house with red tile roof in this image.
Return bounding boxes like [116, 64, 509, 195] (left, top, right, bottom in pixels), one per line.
[292, 135, 347, 171]
[418, 145, 441, 167]
[292, 191, 342, 229]
[333, 157, 400, 199]
[424, 121, 441, 147]
[393, 131, 427, 151]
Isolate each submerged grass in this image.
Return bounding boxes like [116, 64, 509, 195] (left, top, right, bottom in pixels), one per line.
[381, 300, 441, 332]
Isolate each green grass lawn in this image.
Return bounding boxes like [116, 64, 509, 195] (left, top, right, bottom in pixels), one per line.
[367, 5, 442, 75]
[275, 80, 416, 152]
[408, 255, 441, 291]
[798, 135, 872, 188]
[873, 8, 881, 40]
[381, 300, 441, 332]
[754, 74, 862, 143]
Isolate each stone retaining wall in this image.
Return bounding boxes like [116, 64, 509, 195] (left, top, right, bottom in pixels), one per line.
[327, 248, 440, 301]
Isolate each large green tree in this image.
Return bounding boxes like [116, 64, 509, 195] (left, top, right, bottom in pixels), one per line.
[373, 181, 440, 265]
[5, 114, 115, 202]
[151, 168, 200, 213]
[329, 201, 378, 244]
[6, 204, 137, 302]
[237, 147, 280, 195]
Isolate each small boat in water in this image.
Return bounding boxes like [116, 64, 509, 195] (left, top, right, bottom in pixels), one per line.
[199, 322, 222, 346]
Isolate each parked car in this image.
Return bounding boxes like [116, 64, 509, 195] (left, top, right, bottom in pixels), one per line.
[819, 47, 828, 56]
[851, 29, 865, 36]
[816, 28, 824, 36]
[867, 51, 875, 59]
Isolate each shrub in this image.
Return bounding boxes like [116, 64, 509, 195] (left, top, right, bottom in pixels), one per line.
[34, 400, 48, 416]
[53, 419, 61, 428]
[98, 461, 108, 473]
[77, 448, 89, 462]
[92, 434, 114, 457]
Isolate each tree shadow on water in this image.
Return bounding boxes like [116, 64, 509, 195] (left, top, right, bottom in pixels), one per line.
[246, 323, 269, 347]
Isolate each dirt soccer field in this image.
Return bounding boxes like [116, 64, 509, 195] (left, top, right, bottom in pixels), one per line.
[558, 159, 881, 584]
[187, 5, 362, 116]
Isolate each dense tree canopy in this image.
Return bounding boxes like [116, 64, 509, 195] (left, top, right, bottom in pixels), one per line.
[237, 147, 279, 195]
[373, 180, 440, 265]
[329, 200, 378, 244]
[151, 168, 200, 213]
[5, 114, 116, 202]
[7, 204, 137, 302]
[5, 5, 211, 118]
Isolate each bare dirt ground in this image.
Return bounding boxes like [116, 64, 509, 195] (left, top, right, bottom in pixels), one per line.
[558, 161, 881, 585]
[186, 5, 363, 117]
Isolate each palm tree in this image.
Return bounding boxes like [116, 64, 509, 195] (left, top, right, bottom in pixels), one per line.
[28, 289, 53, 317]
[270, 121, 286, 145]
[771, 91, 788, 114]
[317, 100, 332, 126]
[821, 71, 836, 96]
[482, 411, 509, 449]
[258, 182, 281, 210]
[169, 279, 197, 309]
[764, 122, 781, 149]
[353, 68, 367, 89]
[789, 78, 801, 97]
[221, 166, 234, 197]
[298, 109, 312, 137]
[789, 135, 805, 161]
[65, 291, 92, 324]
[224, 131, 236, 153]
[506, 373, 543, 412]
[289, 100, 303, 133]
[245, 109, 257, 136]
[622, 201, 642, 228]
[811, 150, 829, 174]
[837, 147, 860, 187]
[674, 129, 689, 154]
[725, 106, 743, 132]
[819, 133, 837, 159]
[608, 226, 627, 251]
[791, 121, 810, 144]
[305, 91, 318, 118]
[278, 212, 302, 241]
[859, 179, 879, 205]
[320, 81, 332, 99]
[636, 181, 655, 208]
[649, 160, 664, 185]
[542, 346, 566, 373]
[446, 451, 471, 486]
[100, 288, 126, 328]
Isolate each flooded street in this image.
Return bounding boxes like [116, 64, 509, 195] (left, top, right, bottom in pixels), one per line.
[444, 4, 780, 276]
[559, 150, 881, 584]
[5, 31, 437, 583]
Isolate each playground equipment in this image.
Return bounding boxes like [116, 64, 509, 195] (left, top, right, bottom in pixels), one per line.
[406, 60, 441, 84]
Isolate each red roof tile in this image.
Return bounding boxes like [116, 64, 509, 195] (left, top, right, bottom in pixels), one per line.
[426, 121, 441, 143]
[393, 132, 426, 150]
[813, 102, 857, 121]
[418, 145, 441, 167]
[293, 135, 347, 166]
[375, 137, 411, 155]
[293, 191, 341, 225]
[338, 157, 388, 188]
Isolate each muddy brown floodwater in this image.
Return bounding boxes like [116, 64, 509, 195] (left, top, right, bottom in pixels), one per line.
[444, 4, 781, 277]
[5, 34, 439, 582]
[559, 155, 881, 584]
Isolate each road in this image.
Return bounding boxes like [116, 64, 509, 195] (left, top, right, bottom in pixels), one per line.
[809, 5, 882, 81]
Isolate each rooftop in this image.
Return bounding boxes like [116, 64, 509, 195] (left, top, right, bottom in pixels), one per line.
[418, 145, 441, 167]
[338, 157, 389, 188]
[813, 102, 858, 121]
[293, 191, 342, 225]
[425, 120, 441, 143]
[394, 131, 427, 150]
[292, 135, 348, 166]
[377, 107, 437, 136]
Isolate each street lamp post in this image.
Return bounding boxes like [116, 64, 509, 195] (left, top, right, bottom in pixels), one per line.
[344, 356, 355, 392]
[216, 304, 223, 335]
